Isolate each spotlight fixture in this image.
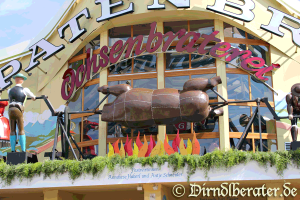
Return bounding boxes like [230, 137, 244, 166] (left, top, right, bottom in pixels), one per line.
[137, 184, 143, 191]
[37, 66, 47, 74]
[21, 70, 32, 76]
[153, 184, 158, 191]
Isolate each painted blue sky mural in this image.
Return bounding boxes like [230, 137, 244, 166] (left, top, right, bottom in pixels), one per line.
[0, 105, 66, 156]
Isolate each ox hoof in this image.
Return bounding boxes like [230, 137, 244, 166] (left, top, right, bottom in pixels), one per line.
[98, 85, 109, 94]
[209, 108, 223, 117]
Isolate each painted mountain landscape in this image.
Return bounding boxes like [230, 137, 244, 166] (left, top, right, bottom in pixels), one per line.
[0, 105, 66, 157]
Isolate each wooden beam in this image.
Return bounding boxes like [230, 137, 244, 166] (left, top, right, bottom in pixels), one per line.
[108, 72, 157, 81]
[226, 68, 272, 76]
[229, 132, 277, 139]
[226, 100, 274, 107]
[165, 68, 217, 77]
[224, 37, 269, 46]
[68, 54, 87, 64]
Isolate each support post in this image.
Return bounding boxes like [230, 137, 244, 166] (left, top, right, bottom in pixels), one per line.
[58, 120, 78, 161]
[44, 190, 83, 200]
[236, 107, 258, 150]
[98, 31, 108, 156]
[257, 98, 263, 152]
[51, 116, 60, 160]
[214, 19, 230, 151]
[143, 184, 162, 200]
[44, 190, 59, 200]
[156, 21, 166, 143]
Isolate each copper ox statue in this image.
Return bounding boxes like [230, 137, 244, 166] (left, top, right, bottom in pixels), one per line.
[98, 76, 223, 128]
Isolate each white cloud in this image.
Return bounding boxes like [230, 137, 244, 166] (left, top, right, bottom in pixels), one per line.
[23, 111, 40, 127]
[274, 90, 290, 116]
[36, 110, 52, 125]
[3, 105, 66, 127]
[23, 105, 66, 126]
[0, 0, 33, 16]
[274, 90, 289, 103]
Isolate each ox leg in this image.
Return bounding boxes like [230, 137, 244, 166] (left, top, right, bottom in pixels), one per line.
[291, 117, 298, 142]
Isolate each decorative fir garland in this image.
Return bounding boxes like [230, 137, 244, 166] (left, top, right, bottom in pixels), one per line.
[0, 149, 300, 186]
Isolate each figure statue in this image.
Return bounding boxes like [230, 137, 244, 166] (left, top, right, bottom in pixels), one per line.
[98, 76, 223, 128]
[0, 88, 10, 148]
[286, 83, 300, 142]
[8, 73, 36, 152]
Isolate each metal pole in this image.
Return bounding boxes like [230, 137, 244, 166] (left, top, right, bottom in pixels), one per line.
[211, 89, 227, 102]
[257, 98, 263, 152]
[0, 96, 46, 102]
[64, 106, 70, 160]
[261, 98, 280, 121]
[236, 107, 259, 150]
[68, 133, 86, 160]
[211, 104, 227, 111]
[278, 115, 300, 119]
[60, 118, 85, 159]
[249, 73, 277, 95]
[209, 99, 257, 105]
[36, 66, 47, 74]
[93, 92, 110, 113]
[58, 120, 78, 161]
[42, 96, 57, 116]
[52, 117, 60, 160]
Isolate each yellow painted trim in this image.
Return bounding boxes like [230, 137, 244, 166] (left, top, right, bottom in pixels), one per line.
[98, 31, 108, 156]
[156, 21, 166, 143]
[215, 19, 230, 151]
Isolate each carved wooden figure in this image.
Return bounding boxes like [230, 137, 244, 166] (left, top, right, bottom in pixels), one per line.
[0, 88, 10, 148]
[286, 83, 300, 142]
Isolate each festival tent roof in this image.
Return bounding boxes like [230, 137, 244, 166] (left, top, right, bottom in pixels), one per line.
[0, 0, 298, 65]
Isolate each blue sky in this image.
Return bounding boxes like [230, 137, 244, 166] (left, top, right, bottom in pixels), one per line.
[0, 0, 300, 50]
[0, 0, 66, 50]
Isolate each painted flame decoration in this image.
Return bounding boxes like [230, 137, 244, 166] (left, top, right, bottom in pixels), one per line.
[138, 135, 148, 157]
[133, 141, 139, 156]
[113, 139, 120, 154]
[119, 140, 125, 158]
[107, 133, 203, 157]
[108, 142, 114, 158]
[192, 132, 200, 155]
[136, 132, 143, 150]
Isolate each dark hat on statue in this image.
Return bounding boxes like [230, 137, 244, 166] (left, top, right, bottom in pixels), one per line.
[12, 73, 27, 80]
[239, 114, 250, 127]
[291, 83, 300, 97]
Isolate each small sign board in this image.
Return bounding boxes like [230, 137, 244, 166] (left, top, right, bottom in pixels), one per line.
[149, 193, 156, 200]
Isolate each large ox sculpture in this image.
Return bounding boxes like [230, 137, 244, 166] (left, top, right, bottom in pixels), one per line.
[98, 76, 224, 128]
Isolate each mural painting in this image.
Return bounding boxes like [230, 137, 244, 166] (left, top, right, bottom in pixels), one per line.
[0, 105, 66, 157]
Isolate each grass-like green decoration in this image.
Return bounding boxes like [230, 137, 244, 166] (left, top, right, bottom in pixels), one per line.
[1, 149, 300, 186]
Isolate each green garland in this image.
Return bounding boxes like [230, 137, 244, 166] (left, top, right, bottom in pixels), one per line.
[0, 149, 300, 186]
